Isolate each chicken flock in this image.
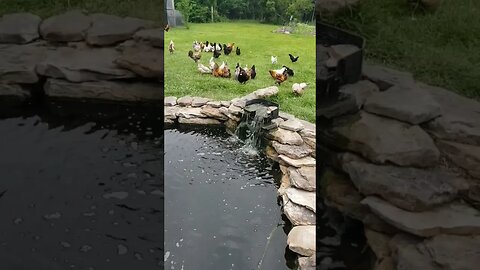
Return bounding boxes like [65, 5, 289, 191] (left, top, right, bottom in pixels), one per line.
[168, 39, 309, 95]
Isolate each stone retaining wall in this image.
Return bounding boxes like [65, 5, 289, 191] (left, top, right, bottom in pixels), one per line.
[318, 63, 480, 270]
[164, 86, 318, 270]
[0, 11, 163, 103]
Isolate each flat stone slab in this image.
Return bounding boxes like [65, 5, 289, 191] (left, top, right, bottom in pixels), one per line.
[283, 196, 316, 226]
[362, 196, 480, 237]
[345, 161, 465, 211]
[114, 43, 163, 79]
[288, 166, 316, 191]
[36, 46, 136, 82]
[322, 111, 440, 167]
[271, 141, 313, 159]
[40, 10, 92, 42]
[298, 255, 316, 270]
[133, 28, 163, 47]
[423, 234, 480, 270]
[44, 79, 162, 102]
[437, 140, 480, 179]
[191, 97, 210, 107]
[178, 117, 221, 125]
[252, 86, 279, 98]
[421, 83, 480, 145]
[0, 84, 30, 101]
[287, 225, 316, 256]
[86, 14, 149, 46]
[362, 63, 416, 90]
[285, 187, 316, 212]
[164, 106, 179, 120]
[364, 84, 441, 124]
[279, 118, 304, 132]
[0, 43, 47, 83]
[164, 96, 177, 106]
[267, 128, 303, 145]
[0, 13, 41, 44]
[200, 106, 228, 121]
[176, 107, 206, 118]
[177, 96, 193, 106]
[279, 155, 316, 168]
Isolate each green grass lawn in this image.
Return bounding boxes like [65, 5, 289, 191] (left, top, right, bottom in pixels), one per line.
[324, 0, 480, 98]
[164, 22, 316, 122]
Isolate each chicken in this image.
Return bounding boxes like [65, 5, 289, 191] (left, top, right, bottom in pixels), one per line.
[212, 61, 231, 78]
[213, 49, 221, 58]
[164, 24, 170, 32]
[223, 43, 234, 55]
[204, 43, 214, 52]
[237, 67, 249, 84]
[283, 65, 294, 76]
[188, 50, 201, 63]
[269, 67, 289, 85]
[289, 54, 299, 62]
[168, 40, 175, 54]
[236, 47, 241, 55]
[197, 63, 212, 74]
[271, 55, 277, 64]
[292, 83, 308, 95]
[234, 63, 240, 80]
[192, 41, 201, 52]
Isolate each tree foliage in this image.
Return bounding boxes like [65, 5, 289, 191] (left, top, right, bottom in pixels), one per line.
[175, 0, 315, 24]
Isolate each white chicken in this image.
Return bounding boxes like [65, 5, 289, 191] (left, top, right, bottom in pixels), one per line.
[292, 83, 308, 95]
[197, 63, 212, 74]
[192, 41, 201, 52]
[168, 40, 175, 54]
[271, 55, 277, 64]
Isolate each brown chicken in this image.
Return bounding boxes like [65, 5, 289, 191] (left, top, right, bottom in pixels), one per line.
[269, 67, 288, 85]
[212, 61, 231, 78]
[188, 50, 201, 63]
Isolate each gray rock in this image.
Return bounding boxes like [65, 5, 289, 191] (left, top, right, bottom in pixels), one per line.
[0, 43, 47, 83]
[279, 118, 304, 132]
[287, 225, 316, 256]
[178, 117, 221, 125]
[393, 238, 438, 270]
[0, 84, 30, 102]
[206, 101, 222, 108]
[133, 28, 163, 47]
[321, 112, 440, 167]
[423, 234, 480, 270]
[267, 128, 303, 145]
[191, 97, 210, 107]
[421, 83, 480, 145]
[362, 196, 480, 237]
[279, 111, 296, 120]
[177, 96, 193, 106]
[362, 63, 416, 90]
[344, 161, 465, 211]
[364, 84, 441, 124]
[37, 46, 136, 82]
[164, 106, 179, 120]
[44, 79, 162, 102]
[0, 13, 41, 44]
[437, 140, 480, 178]
[283, 197, 316, 226]
[219, 106, 240, 121]
[265, 145, 280, 163]
[39, 10, 92, 42]
[227, 104, 243, 116]
[298, 255, 316, 270]
[285, 187, 316, 212]
[288, 166, 316, 191]
[164, 96, 177, 106]
[298, 120, 316, 137]
[114, 43, 163, 79]
[176, 107, 205, 118]
[253, 86, 279, 98]
[279, 155, 316, 168]
[86, 14, 149, 46]
[339, 80, 380, 108]
[271, 141, 313, 159]
[231, 97, 246, 108]
[220, 100, 231, 107]
[200, 106, 228, 121]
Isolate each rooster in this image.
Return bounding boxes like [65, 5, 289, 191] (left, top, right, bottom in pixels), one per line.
[289, 54, 299, 63]
[271, 56, 277, 64]
[168, 40, 175, 54]
[188, 50, 201, 63]
[269, 67, 289, 85]
[292, 83, 308, 95]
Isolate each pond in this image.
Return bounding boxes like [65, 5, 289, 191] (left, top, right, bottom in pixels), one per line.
[164, 126, 296, 270]
[0, 100, 164, 270]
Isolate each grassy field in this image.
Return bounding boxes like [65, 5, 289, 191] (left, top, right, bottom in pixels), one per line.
[324, 0, 480, 98]
[164, 22, 316, 122]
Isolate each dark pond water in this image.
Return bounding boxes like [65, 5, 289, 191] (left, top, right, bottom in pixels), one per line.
[164, 126, 296, 270]
[0, 101, 164, 270]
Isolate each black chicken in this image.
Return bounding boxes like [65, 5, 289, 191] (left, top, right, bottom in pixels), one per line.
[249, 65, 256, 79]
[236, 47, 241, 55]
[283, 65, 294, 76]
[237, 67, 249, 84]
[213, 49, 221, 58]
[288, 54, 299, 63]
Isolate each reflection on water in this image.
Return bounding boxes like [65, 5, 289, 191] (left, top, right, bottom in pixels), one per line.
[0, 101, 163, 269]
[165, 126, 295, 270]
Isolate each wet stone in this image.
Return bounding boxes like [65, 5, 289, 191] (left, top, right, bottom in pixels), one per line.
[271, 141, 313, 159]
[287, 225, 316, 256]
[279, 118, 304, 132]
[279, 155, 316, 168]
[267, 128, 303, 145]
[117, 244, 128, 255]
